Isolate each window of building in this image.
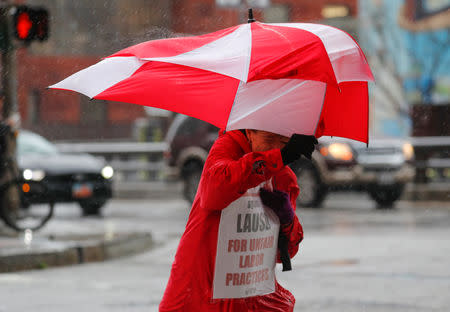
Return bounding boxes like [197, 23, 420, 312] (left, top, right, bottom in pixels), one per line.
[216, 0, 270, 8]
[216, 0, 241, 7]
[28, 89, 41, 125]
[321, 4, 350, 19]
[264, 4, 289, 23]
[79, 95, 107, 125]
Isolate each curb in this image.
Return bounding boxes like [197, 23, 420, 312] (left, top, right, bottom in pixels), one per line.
[112, 181, 450, 201]
[0, 232, 154, 273]
[113, 181, 183, 199]
[404, 182, 450, 201]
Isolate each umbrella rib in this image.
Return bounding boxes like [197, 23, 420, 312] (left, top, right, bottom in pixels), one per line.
[243, 24, 252, 82]
[313, 84, 327, 136]
[225, 80, 245, 131]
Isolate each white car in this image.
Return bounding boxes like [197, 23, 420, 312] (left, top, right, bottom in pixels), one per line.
[292, 137, 416, 208]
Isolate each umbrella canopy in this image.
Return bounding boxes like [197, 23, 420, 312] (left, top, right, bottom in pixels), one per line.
[50, 22, 374, 143]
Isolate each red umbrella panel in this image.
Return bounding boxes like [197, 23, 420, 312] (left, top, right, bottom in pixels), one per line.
[50, 22, 374, 143]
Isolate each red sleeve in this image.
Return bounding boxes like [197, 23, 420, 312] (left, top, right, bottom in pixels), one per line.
[198, 132, 285, 211]
[279, 215, 303, 261]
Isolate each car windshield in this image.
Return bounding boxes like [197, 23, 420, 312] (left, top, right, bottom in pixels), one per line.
[17, 131, 59, 156]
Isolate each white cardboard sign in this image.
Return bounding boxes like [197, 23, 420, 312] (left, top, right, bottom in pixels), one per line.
[212, 183, 280, 299]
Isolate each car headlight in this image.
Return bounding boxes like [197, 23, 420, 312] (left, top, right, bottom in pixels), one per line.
[23, 169, 46, 181]
[402, 143, 414, 160]
[320, 143, 354, 161]
[101, 166, 114, 179]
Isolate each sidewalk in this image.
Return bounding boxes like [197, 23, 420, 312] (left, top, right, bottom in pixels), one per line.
[0, 181, 182, 274]
[1, 180, 447, 274]
[0, 231, 153, 273]
[0, 220, 154, 274]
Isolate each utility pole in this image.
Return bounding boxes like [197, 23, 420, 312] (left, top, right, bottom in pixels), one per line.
[0, 3, 20, 219]
[1, 5, 18, 121]
[0, 2, 49, 222]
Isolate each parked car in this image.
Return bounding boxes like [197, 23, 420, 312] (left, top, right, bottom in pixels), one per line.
[165, 115, 415, 208]
[17, 130, 114, 215]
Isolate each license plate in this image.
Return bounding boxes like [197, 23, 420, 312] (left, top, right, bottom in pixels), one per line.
[377, 173, 395, 185]
[72, 183, 93, 198]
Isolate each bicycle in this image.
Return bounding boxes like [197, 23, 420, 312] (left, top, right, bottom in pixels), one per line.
[0, 122, 54, 232]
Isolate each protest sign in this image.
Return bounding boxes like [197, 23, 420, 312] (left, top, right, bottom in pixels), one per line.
[212, 183, 280, 299]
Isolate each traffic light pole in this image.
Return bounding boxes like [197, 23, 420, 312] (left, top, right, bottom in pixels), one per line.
[1, 6, 18, 120]
[0, 3, 48, 221]
[0, 6, 20, 216]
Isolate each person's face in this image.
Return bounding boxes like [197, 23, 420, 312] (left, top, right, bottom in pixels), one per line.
[245, 130, 289, 152]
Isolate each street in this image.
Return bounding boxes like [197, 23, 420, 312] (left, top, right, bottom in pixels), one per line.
[1, 193, 449, 312]
[0, 1, 448, 311]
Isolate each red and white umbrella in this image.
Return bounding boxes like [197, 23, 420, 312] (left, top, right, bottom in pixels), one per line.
[50, 21, 374, 143]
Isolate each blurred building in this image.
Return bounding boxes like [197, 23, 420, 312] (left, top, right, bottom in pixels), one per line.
[358, 0, 449, 138]
[173, 0, 357, 35]
[17, 0, 172, 140]
[14, 0, 357, 141]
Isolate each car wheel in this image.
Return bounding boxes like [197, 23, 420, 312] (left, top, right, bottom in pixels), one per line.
[79, 199, 106, 216]
[368, 184, 404, 209]
[183, 162, 203, 203]
[293, 161, 327, 208]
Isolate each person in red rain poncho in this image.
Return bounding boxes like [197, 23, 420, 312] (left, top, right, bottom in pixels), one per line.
[159, 129, 318, 312]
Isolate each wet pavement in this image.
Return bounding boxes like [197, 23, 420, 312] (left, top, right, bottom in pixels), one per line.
[0, 193, 449, 311]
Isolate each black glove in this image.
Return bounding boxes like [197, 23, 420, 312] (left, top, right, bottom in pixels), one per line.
[281, 134, 318, 165]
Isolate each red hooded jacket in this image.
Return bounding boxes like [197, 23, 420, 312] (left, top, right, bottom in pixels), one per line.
[159, 130, 303, 312]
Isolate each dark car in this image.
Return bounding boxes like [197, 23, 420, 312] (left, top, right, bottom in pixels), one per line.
[165, 115, 415, 208]
[164, 114, 219, 201]
[17, 130, 113, 215]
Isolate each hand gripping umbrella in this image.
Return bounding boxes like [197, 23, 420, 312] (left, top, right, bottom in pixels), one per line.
[50, 13, 374, 143]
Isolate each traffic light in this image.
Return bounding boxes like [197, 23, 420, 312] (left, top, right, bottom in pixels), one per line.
[33, 8, 49, 41]
[13, 6, 49, 42]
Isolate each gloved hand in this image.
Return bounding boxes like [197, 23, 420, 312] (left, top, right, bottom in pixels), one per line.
[281, 134, 318, 165]
[259, 188, 294, 225]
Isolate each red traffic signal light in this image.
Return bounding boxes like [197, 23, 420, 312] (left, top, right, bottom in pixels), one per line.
[13, 6, 49, 42]
[14, 7, 33, 41]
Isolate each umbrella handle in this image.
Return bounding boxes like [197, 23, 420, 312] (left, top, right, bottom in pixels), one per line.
[248, 8, 255, 23]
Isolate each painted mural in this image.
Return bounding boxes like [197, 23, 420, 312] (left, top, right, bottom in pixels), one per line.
[358, 0, 449, 137]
